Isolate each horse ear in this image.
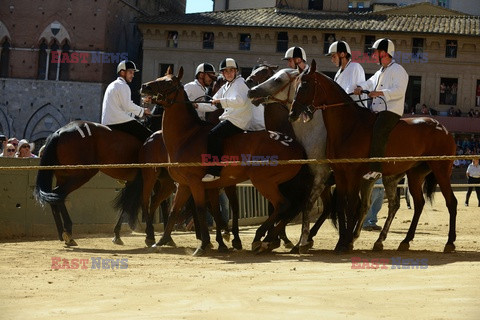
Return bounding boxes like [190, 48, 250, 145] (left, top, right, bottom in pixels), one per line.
[272, 65, 279, 70]
[310, 59, 317, 73]
[166, 66, 172, 75]
[178, 67, 184, 81]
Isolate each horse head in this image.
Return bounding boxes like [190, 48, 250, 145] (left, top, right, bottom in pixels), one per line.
[247, 68, 299, 107]
[245, 64, 278, 89]
[141, 67, 184, 106]
[289, 60, 322, 123]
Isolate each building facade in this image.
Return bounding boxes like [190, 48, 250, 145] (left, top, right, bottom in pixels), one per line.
[0, 0, 185, 148]
[138, 3, 480, 130]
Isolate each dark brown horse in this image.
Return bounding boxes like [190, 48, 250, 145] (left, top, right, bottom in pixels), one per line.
[142, 66, 313, 256]
[290, 60, 458, 253]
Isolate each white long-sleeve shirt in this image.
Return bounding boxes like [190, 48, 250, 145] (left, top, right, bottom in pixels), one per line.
[101, 77, 144, 125]
[213, 76, 256, 130]
[184, 79, 217, 121]
[357, 60, 409, 116]
[334, 60, 367, 107]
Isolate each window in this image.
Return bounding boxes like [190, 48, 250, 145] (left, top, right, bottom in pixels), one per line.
[348, 2, 353, 9]
[158, 63, 174, 77]
[446, 40, 457, 58]
[440, 78, 458, 105]
[276, 32, 288, 53]
[358, 2, 364, 8]
[412, 38, 424, 59]
[59, 42, 70, 81]
[308, 0, 323, 10]
[437, 0, 449, 8]
[239, 33, 251, 51]
[167, 31, 178, 48]
[48, 41, 59, 81]
[0, 38, 10, 78]
[364, 35, 375, 56]
[37, 40, 48, 80]
[324, 33, 336, 54]
[475, 80, 480, 107]
[203, 32, 214, 49]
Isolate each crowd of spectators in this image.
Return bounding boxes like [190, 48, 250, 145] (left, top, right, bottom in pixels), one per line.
[0, 135, 42, 158]
[454, 135, 480, 168]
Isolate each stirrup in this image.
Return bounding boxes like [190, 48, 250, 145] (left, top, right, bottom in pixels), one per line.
[363, 171, 382, 181]
[202, 174, 220, 182]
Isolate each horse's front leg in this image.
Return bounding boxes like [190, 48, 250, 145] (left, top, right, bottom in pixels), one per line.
[190, 184, 211, 256]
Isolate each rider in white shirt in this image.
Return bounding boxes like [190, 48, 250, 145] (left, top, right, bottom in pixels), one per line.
[202, 58, 254, 182]
[282, 46, 309, 72]
[101, 60, 152, 141]
[326, 41, 367, 107]
[354, 38, 409, 180]
[184, 63, 218, 121]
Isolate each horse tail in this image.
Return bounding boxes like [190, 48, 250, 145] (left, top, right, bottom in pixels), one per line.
[113, 170, 143, 230]
[278, 164, 314, 222]
[424, 172, 437, 204]
[34, 132, 63, 205]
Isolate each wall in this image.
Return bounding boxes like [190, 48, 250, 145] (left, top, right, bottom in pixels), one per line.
[0, 78, 103, 143]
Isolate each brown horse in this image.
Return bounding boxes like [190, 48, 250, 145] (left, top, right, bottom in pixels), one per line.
[290, 60, 458, 253]
[142, 66, 313, 256]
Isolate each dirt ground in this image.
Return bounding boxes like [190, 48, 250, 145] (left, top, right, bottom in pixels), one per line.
[1, 190, 479, 320]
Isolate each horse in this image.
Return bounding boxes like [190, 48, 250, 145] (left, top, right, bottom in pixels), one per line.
[248, 67, 333, 252]
[290, 59, 458, 253]
[141, 66, 313, 256]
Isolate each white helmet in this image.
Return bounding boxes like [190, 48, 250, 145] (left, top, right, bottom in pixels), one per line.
[282, 46, 307, 62]
[219, 58, 238, 71]
[326, 41, 352, 56]
[371, 38, 395, 57]
[195, 63, 216, 77]
[117, 60, 139, 74]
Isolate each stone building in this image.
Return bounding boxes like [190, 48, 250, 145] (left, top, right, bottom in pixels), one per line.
[137, 2, 480, 127]
[0, 0, 185, 149]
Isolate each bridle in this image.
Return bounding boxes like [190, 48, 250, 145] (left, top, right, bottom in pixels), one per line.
[261, 70, 298, 106]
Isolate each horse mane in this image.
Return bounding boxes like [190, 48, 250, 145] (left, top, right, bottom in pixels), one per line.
[181, 89, 211, 126]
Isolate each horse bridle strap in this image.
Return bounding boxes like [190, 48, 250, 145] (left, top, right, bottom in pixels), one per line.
[264, 71, 297, 105]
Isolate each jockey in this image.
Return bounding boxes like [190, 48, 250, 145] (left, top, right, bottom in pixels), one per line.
[282, 46, 309, 72]
[326, 41, 367, 107]
[184, 63, 218, 121]
[101, 60, 152, 142]
[354, 38, 409, 180]
[202, 58, 255, 182]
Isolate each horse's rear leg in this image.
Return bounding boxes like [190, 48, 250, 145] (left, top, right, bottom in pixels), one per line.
[306, 185, 333, 244]
[397, 173, 426, 251]
[58, 203, 77, 246]
[224, 185, 242, 250]
[430, 162, 458, 252]
[206, 189, 228, 253]
[155, 185, 191, 247]
[190, 184, 211, 256]
[50, 204, 64, 241]
[112, 214, 124, 245]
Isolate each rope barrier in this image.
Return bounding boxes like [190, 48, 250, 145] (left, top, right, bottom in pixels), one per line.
[0, 155, 479, 171]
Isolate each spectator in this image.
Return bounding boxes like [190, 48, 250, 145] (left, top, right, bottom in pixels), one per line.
[421, 104, 429, 115]
[440, 82, 446, 104]
[7, 137, 19, 152]
[474, 109, 480, 118]
[363, 178, 384, 231]
[1, 143, 16, 157]
[448, 106, 455, 117]
[454, 108, 462, 117]
[468, 108, 475, 117]
[16, 139, 38, 158]
[465, 158, 480, 207]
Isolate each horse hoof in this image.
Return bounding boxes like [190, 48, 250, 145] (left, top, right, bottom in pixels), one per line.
[62, 232, 77, 246]
[255, 242, 272, 254]
[252, 241, 262, 252]
[299, 241, 314, 254]
[112, 236, 124, 245]
[232, 239, 243, 250]
[290, 246, 299, 254]
[193, 247, 205, 256]
[283, 240, 295, 249]
[334, 244, 351, 254]
[145, 238, 156, 247]
[157, 236, 176, 247]
[222, 231, 231, 242]
[397, 242, 410, 251]
[444, 243, 456, 253]
[373, 242, 384, 251]
[218, 245, 229, 253]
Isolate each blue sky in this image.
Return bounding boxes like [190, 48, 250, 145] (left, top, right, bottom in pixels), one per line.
[186, 0, 213, 13]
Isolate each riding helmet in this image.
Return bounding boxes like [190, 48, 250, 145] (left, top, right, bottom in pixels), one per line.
[325, 41, 352, 57]
[282, 46, 307, 62]
[195, 63, 216, 77]
[219, 58, 238, 71]
[371, 38, 395, 57]
[117, 60, 139, 74]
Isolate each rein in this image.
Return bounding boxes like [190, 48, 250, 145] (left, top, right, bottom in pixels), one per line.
[263, 71, 297, 105]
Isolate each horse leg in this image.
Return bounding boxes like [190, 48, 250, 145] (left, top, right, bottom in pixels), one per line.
[354, 179, 375, 241]
[58, 202, 77, 246]
[190, 184, 211, 256]
[397, 171, 426, 251]
[224, 185, 242, 250]
[429, 161, 458, 252]
[50, 204, 64, 241]
[112, 213, 125, 245]
[306, 185, 333, 244]
[155, 185, 191, 247]
[371, 175, 403, 251]
[206, 188, 228, 253]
